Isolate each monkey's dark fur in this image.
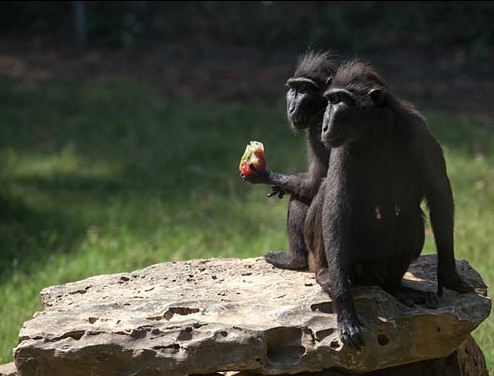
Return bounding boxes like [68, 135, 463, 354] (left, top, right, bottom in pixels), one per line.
[304, 60, 473, 349]
[243, 51, 336, 270]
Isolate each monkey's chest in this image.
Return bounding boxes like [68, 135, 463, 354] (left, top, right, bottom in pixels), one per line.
[353, 159, 421, 224]
[350, 168, 423, 260]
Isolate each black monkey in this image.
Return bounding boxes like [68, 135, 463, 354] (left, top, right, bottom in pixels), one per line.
[243, 51, 336, 270]
[304, 60, 473, 349]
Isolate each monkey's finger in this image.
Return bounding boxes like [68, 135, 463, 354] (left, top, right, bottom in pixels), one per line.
[351, 326, 364, 350]
[345, 329, 360, 350]
[356, 328, 365, 349]
[278, 191, 284, 199]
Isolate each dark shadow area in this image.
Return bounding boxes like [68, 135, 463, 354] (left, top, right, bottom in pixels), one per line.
[0, 194, 84, 283]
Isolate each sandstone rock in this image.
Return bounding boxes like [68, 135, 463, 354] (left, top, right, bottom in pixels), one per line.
[0, 362, 17, 376]
[227, 335, 488, 376]
[14, 255, 490, 376]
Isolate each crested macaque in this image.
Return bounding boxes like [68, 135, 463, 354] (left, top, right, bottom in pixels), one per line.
[304, 60, 473, 349]
[243, 51, 336, 270]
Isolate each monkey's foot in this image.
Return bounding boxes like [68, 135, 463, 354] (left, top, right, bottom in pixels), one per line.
[392, 286, 438, 309]
[264, 250, 307, 270]
[438, 270, 474, 296]
[338, 315, 365, 350]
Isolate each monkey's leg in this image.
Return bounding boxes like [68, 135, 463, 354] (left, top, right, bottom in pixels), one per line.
[362, 256, 439, 309]
[390, 285, 439, 309]
[264, 197, 308, 270]
[317, 267, 365, 350]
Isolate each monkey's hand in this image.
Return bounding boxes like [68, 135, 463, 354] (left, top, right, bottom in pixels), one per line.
[267, 185, 286, 199]
[437, 267, 473, 296]
[240, 164, 271, 184]
[338, 314, 365, 351]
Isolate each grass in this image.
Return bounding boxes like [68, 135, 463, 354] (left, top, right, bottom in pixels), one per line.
[0, 77, 492, 369]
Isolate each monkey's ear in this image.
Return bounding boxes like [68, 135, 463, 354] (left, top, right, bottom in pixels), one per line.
[369, 88, 386, 106]
[325, 76, 333, 86]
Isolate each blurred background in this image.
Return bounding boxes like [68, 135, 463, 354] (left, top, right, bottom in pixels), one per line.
[0, 0, 493, 369]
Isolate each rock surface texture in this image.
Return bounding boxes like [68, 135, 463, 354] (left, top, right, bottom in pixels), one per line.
[14, 255, 490, 376]
[213, 335, 488, 376]
[0, 363, 17, 376]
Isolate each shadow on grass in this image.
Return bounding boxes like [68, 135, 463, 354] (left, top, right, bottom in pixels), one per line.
[0, 193, 84, 283]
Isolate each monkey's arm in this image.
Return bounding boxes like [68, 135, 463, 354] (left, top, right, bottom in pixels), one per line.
[265, 169, 323, 202]
[243, 160, 326, 203]
[415, 131, 472, 295]
[266, 171, 307, 199]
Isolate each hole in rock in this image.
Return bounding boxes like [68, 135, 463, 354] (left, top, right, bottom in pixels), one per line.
[178, 327, 194, 341]
[148, 307, 200, 321]
[153, 344, 180, 354]
[315, 328, 335, 342]
[52, 330, 85, 342]
[130, 328, 148, 339]
[266, 328, 306, 365]
[310, 302, 334, 314]
[377, 334, 389, 346]
[330, 339, 340, 349]
[164, 307, 200, 320]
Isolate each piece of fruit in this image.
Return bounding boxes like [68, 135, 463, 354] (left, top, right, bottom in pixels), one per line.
[239, 141, 266, 177]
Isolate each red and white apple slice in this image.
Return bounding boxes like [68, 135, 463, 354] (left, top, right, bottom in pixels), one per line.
[239, 141, 266, 177]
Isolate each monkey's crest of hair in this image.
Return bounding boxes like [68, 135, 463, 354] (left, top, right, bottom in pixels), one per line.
[293, 51, 337, 88]
[333, 59, 389, 94]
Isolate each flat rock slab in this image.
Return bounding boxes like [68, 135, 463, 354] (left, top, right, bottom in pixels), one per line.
[0, 363, 17, 376]
[14, 255, 490, 376]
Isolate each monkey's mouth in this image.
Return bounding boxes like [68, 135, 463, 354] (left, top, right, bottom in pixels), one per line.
[291, 119, 309, 130]
[325, 133, 346, 147]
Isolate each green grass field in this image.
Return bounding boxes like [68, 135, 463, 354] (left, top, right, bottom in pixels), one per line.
[0, 77, 492, 368]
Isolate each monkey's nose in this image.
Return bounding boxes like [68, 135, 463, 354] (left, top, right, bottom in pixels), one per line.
[290, 114, 303, 124]
[327, 133, 344, 147]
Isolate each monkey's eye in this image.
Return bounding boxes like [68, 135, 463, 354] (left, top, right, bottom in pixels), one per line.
[326, 91, 354, 105]
[287, 83, 314, 93]
[327, 93, 342, 104]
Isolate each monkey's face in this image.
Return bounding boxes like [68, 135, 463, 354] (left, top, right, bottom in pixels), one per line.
[321, 87, 389, 148]
[286, 77, 327, 130]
